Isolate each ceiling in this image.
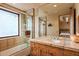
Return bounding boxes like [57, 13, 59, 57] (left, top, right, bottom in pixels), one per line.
[8, 3, 45, 10]
[40, 3, 74, 15]
[7, 3, 74, 15]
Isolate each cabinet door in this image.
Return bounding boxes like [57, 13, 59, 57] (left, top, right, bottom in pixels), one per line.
[49, 47, 64, 56]
[64, 50, 79, 56]
[39, 44, 49, 56]
[30, 42, 40, 56]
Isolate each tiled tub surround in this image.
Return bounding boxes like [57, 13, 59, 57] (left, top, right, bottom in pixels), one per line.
[0, 37, 30, 56]
[0, 43, 30, 56]
[30, 36, 79, 56]
[0, 37, 25, 51]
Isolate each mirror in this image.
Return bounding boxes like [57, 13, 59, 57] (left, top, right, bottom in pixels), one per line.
[59, 15, 70, 37]
[39, 17, 47, 37]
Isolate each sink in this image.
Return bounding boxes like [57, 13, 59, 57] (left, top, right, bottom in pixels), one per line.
[52, 39, 60, 43]
[52, 36, 61, 43]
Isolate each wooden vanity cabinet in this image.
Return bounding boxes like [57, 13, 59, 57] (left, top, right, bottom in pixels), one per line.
[30, 42, 79, 56]
[30, 42, 64, 56]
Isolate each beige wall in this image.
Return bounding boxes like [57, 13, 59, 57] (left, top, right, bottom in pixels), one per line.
[35, 9, 59, 38]
[74, 4, 79, 35]
[47, 15, 59, 36]
[75, 4, 79, 16]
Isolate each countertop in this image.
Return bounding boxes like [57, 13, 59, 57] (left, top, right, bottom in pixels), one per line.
[30, 36, 79, 52]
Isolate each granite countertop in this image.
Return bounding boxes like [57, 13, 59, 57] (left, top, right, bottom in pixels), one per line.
[30, 36, 79, 52]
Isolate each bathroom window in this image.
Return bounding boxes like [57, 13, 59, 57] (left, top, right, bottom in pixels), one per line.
[0, 9, 19, 38]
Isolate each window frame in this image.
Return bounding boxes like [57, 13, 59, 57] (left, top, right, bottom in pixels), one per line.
[0, 8, 20, 38]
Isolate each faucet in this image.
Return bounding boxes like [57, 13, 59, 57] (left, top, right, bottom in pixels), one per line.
[53, 36, 59, 40]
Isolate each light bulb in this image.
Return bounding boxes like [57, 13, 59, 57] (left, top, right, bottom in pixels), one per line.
[53, 5, 57, 7]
